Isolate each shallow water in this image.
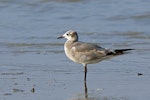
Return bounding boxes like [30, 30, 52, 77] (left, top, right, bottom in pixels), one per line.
[0, 0, 150, 100]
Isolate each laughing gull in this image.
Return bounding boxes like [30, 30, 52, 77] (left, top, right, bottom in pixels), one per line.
[57, 30, 133, 81]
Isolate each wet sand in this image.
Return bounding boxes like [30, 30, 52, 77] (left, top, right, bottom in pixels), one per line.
[0, 48, 150, 100]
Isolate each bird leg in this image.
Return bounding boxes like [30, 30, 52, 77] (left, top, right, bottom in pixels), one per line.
[84, 65, 87, 81]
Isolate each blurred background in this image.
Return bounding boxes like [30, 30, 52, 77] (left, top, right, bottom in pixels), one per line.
[0, 0, 150, 100]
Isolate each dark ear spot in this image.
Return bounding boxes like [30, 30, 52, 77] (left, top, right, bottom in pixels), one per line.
[71, 31, 77, 36]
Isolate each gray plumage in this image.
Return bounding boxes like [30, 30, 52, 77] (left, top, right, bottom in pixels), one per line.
[57, 30, 133, 81]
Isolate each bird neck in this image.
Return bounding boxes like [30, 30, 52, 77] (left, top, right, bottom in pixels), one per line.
[67, 38, 78, 42]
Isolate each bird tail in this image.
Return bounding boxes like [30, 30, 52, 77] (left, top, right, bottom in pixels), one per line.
[114, 49, 133, 55]
[107, 49, 133, 55]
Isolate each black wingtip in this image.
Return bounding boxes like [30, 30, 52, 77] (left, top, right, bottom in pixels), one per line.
[114, 49, 134, 55]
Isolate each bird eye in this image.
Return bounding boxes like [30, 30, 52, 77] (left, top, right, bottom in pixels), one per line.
[66, 34, 69, 36]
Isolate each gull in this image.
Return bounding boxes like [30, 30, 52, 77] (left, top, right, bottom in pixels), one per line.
[57, 30, 133, 81]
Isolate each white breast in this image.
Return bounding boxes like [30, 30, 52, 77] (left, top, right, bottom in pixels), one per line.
[64, 44, 78, 63]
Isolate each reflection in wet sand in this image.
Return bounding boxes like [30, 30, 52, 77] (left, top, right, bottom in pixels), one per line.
[67, 81, 89, 100]
[68, 81, 130, 100]
[84, 81, 88, 99]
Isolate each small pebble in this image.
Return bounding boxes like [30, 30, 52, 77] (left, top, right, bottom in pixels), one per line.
[31, 88, 35, 93]
[27, 77, 30, 81]
[137, 72, 143, 76]
[3, 93, 12, 95]
[31, 85, 35, 93]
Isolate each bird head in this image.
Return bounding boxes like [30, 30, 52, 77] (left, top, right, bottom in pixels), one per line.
[57, 30, 78, 42]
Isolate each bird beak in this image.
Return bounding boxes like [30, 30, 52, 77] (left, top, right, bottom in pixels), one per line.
[57, 35, 64, 39]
